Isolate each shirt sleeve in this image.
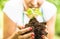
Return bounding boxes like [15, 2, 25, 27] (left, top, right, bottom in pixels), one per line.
[3, 0, 24, 26]
[41, 1, 57, 22]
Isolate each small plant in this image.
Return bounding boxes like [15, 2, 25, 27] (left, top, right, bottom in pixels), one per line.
[25, 8, 48, 39]
[25, 8, 42, 18]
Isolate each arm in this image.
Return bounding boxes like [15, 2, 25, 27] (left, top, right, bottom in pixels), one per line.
[3, 13, 16, 39]
[3, 12, 34, 39]
[47, 14, 56, 39]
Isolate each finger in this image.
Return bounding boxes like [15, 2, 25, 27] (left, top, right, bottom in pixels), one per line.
[45, 25, 48, 33]
[18, 36, 34, 39]
[28, 36, 34, 39]
[45, 25, 48, 29]
[45, 37, 48, 39]
[45, 28, 48, 33]
[42, 35, 48, 39]
[18, 32, 34, 39]
[18, 27, 32, 34]
[28, 37, 33, 39]
[22, 32, 34, 39]
[17, 25, 25, 29]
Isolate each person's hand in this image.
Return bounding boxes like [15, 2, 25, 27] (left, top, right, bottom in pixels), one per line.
[8, 26, 35, 39]
[42, 25, 48, 39]
[41, 35, 48, 39]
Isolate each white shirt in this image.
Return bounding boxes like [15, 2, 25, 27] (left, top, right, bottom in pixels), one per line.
[3, 0, 57, 26]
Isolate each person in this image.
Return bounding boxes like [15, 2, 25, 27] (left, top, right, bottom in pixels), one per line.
[3, 0, 57, 39]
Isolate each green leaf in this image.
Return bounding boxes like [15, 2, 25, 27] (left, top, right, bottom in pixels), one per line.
[26, 8, 33, 15]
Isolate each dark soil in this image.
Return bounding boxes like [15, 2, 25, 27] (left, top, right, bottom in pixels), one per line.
[25, 17, 48, 39]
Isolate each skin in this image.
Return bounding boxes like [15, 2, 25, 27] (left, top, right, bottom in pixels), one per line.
[47, 14, 56, 39]
[3, 0, 56, 39]
[3, 13, 35, 39]
[24, 0, 44, 10]
[3, 13, 48, 39]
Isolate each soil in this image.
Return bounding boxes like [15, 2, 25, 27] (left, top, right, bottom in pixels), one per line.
[25, 17, 48, 39]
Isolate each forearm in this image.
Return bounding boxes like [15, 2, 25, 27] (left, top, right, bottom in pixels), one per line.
[47, 22, 55, 39]
[3, 13, 16, 39]
[47, 15, 56, 39]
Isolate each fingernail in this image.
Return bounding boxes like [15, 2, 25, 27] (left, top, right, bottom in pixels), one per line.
[31, 33, 35, 39]
[41, 35, 45, 38]
[29, 27, 32, 30]
[41, 35, 44, 37]
[41, 35, 48, 39]
[46, 25, 47, 28]
[31, 33, 35, 36]
[45, 29, 48, 33]
[32, 36, 34, 39]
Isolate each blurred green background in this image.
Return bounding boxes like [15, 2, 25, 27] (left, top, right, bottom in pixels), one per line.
[0, 0, 60, 39]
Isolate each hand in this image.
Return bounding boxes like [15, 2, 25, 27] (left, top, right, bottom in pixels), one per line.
[42, 25, 48, 39]
[8, 26, 34, 39]
[42, 35, 48, 39]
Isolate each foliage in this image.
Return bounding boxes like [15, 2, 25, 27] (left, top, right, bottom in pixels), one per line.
[0, 0, 8, 10]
